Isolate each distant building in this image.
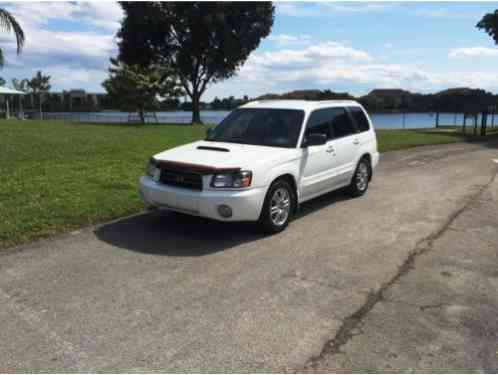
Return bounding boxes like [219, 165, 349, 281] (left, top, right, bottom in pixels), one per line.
[23, 89, 108, 111]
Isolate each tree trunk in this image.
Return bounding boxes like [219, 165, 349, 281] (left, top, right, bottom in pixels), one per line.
[138, 107, 145, 124]
[191, 93, 202, 124]
[39, 95, 43, 120]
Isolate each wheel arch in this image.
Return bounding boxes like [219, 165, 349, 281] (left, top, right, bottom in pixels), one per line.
[267, 173, 299, 214]
[358, 152, 373, 181]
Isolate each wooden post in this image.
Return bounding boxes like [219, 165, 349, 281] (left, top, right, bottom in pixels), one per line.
[435, 111, 440, 128]
[462, 113, 466, 133]
[481, 110, 488, 136]
[19, 95, 23, 119]
[6, 96, 10, 119]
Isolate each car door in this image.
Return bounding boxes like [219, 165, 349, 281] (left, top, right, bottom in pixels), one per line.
[300, 108, 337, 199]
[329, 107, 360, 186]
[348, 105, 374, 146]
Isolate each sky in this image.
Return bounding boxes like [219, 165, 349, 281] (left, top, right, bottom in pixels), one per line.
[1, 1, 498, 100]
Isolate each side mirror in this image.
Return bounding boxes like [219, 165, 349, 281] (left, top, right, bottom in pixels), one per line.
[303, 133, 327, 147]
[206, 127, 214, 139]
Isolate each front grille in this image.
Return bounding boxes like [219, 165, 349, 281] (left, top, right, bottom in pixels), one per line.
[159, 169, 203, 191]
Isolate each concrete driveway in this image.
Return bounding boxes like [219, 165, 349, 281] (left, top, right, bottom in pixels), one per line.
[1, 140, 497, 372]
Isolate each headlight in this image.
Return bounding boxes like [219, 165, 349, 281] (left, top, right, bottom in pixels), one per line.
[211, 171, 252, 188]
[146, 158, 158, 177]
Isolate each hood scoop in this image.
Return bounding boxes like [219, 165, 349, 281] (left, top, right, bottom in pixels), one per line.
[197, 145, 230, 152]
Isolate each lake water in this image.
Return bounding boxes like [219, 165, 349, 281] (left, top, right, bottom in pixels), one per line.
[43, 111, 492, 129]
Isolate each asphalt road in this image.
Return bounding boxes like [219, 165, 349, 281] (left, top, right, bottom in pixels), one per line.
[1, 140, 498, 372]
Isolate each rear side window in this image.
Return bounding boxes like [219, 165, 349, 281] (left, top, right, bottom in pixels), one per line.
[349, 106, 370, 132]
[331, 108, 356, 138]
[305, 109, 333, 139]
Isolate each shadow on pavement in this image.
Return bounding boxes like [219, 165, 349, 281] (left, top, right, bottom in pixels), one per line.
[95, 188, 351, 256]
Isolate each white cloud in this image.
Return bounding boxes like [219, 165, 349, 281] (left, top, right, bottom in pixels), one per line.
[277, 2, 395, 18]
[205, 41, 498, 100]
[449, 46, 498, 58]
[251, 41, 372, 67]
[77, 2, 123, 31]
[0, 2, 123, 91]
[45, 65, 108, 89]
[322, 3, 396, 13]
[0, 1, 497, 99]
[3, 2, 123, 30]
[267, 34, 311, 46]
[276, 3, 322, 18]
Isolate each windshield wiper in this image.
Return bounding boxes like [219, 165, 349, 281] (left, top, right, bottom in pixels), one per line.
[208, 137, 252, 145]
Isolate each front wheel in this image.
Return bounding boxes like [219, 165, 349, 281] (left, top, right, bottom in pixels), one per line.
[258, 179, 295, 234]
[349, 158, 371, 197]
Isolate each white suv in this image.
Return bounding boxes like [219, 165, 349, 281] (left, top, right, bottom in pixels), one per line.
[140, 100, 379, 233]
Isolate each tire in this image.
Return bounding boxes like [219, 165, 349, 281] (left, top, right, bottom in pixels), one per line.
[258, 179, 295, 234]
[348, 158, 371, 197]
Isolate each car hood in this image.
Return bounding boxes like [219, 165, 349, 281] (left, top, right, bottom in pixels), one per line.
[153, 140, 297, 171]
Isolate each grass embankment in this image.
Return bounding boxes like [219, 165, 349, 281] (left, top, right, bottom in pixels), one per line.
[1, 120, 496, 250]
[377, 127, 482, 151]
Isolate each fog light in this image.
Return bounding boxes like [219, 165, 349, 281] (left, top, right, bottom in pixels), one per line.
[218, 204, 233, 218]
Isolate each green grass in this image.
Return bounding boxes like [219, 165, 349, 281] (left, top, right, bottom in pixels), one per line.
[1, 120, 496, 250]
[377, 126, 498, 152]
[377, 128, 462, 152]
[0, 120, 206, 249]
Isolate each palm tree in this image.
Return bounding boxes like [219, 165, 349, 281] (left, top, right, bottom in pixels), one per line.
[0, 8, 24, 67]
[28, 71, 51, 120]
[11, 78, 29, 92]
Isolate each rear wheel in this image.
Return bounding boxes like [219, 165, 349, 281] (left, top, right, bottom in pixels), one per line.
[349, 158, 371, 197]
[258, 179, 295, 234]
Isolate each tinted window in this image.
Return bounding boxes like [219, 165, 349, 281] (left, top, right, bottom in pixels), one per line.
[207, 108, 305, 148]
[331, 108, 356, 138]
[305, 109, 333, 139]
[349, 106, 370, 132]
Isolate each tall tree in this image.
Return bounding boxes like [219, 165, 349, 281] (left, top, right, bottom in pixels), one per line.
[11, 78, 29, 92]
[117, 2, 274, 124]
[477, 10, 498, 43]
[28, 71, 51, 120]
[0, 8, 24, 67]
[102, 57, 183, 124]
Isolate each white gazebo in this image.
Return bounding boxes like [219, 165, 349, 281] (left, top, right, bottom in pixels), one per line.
[0, 86, 26, 119]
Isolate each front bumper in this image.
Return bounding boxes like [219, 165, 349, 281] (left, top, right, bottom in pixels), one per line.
[139, 176, 267, 222]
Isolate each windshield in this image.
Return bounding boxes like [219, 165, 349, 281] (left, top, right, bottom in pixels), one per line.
[206, 108, 305, 148]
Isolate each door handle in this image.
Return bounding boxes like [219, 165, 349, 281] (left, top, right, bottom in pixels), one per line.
[326, 145, 335, 153]
[353, 138, 360, 145]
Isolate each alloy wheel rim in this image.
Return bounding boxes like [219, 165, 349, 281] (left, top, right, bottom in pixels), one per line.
[270, 187, 291, 226]
[356, 163, 369, 191]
